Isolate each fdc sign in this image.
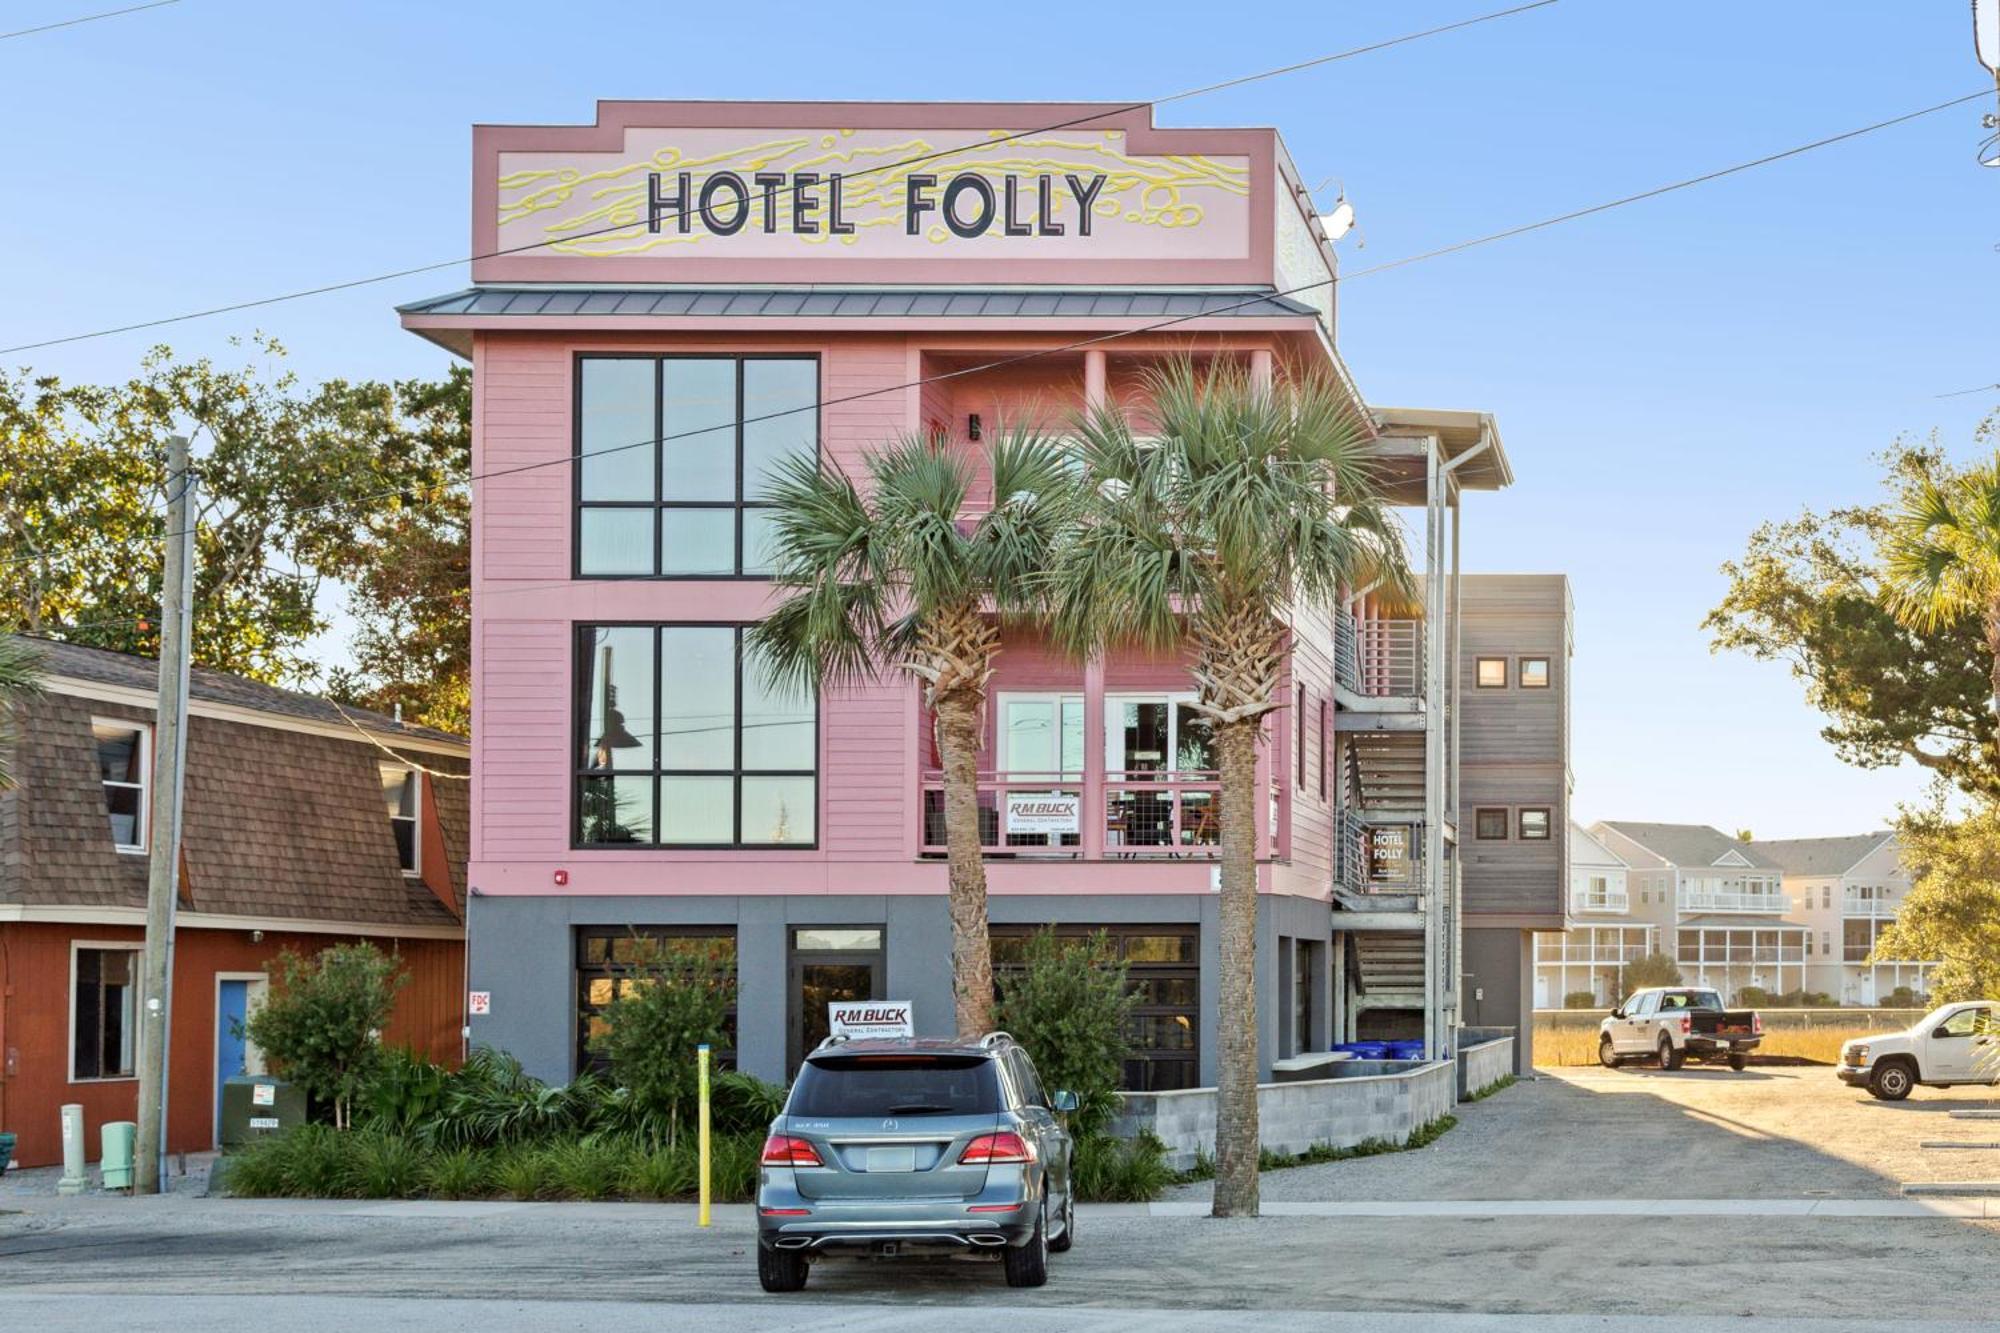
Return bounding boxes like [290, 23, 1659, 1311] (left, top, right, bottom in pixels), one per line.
[828, 1000, 915, 1041]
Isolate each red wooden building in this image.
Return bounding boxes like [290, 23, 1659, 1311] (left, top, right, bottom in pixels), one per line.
[0, 637, 468, 1168]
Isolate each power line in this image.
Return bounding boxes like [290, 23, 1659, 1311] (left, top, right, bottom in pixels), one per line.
[2, 84, 1986, 578]
[0, 0, 178, 41]
[1935, 382, 2000, 399]
[0, 1, 1558, 357]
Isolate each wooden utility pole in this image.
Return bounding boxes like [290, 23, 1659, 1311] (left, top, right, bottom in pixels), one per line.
[135, 434, 195, 1195]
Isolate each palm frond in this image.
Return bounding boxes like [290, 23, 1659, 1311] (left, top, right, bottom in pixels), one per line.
[0, 636, 44, 791]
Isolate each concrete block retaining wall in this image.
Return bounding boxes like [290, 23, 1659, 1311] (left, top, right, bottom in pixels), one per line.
[1456, 1036, 1515, 1101]
[1109, 1059, 1458, 1171]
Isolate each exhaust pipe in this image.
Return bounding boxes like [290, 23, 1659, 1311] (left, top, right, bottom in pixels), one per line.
[967, 1233, 1008, 1247]
[773, 1236, 813, 1250]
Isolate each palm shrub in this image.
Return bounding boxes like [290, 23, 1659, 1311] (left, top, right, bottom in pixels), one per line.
[424, 1146, 492, 1199]
[750, 430, 1081, 1037]
[585, 938, 733, 1148]
[993, 928, 1135, 1138]
[245, 943, 407, 1129]
[1050, 361, 1409, 1218]
[1881, 451, 2000, 710]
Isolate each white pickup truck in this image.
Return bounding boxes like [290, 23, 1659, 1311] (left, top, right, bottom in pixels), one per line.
[1598, 986, 1763, 1071]
[1837, 1000, 1999, 1100]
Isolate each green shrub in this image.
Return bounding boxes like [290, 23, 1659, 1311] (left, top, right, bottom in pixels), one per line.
[712, 1070, 788, 1136]
[246, 944, 407, 1130]
[709, 1131, 764, 1202]
[1619, 952, 1681, 994]
[1562, 990, 1601, 1010]
[348, 1130, 430, 1199]
[993, 929, 1135, 1137]
[424, 1146, 492, 1199]
[547, 1136, 629, 1201]
[1071, 1132, 1174, 1202]
[219, 1133, 294, 1197]
[280, 1124, 356, 1197]
[622, 1144, 698, 1201]
[492, 1144, 556, 1200]
[587, 939, 736, 1148]
[361, 1047, 452, 1139]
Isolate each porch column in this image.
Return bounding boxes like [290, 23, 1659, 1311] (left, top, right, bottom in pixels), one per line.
[1081, 655, 1106, 860]
[1083, 348, 1107, 411]
[1250, 347, 1274, 391]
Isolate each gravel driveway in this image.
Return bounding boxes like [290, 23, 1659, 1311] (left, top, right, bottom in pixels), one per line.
[1164, 1064, 2000, 1203]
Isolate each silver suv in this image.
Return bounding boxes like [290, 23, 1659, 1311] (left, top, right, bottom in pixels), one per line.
[755, 1032, 1077, 1291]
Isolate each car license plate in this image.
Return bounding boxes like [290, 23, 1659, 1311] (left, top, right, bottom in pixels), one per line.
[867, 1146, 917, 1173]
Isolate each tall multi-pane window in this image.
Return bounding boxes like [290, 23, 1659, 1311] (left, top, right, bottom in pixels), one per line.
[575, 624, 817, 847]
[91, 720, 149, 852]
[575, 355, 819, 577]
[73, 946, 140, 1080]
[380, 765, 421, 874]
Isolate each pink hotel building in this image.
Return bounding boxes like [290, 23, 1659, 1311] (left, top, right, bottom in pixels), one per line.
[399, 101, 1571, 1088]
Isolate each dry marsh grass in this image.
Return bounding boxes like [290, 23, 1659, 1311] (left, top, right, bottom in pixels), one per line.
[1534, 1022, 1861, 1068]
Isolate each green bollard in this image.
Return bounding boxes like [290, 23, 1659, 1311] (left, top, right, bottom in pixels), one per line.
[100, 1121, 137, 1191]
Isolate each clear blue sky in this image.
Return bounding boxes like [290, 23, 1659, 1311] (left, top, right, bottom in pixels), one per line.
[3, 1, 1995, 837]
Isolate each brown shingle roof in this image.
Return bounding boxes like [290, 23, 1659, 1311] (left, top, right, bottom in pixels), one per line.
[2, 656, 466, 932]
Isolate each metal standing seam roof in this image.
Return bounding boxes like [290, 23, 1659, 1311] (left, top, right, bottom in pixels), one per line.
[396, 286, 1323, 320]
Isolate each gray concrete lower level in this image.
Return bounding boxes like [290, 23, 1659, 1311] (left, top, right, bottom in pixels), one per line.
[464, 890, 1347, 1087]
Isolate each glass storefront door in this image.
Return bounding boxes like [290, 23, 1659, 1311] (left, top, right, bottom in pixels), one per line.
[788, 927, 884, 1070]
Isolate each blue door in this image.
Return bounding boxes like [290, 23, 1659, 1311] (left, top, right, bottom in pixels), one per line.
[216, 980, 250, 1141]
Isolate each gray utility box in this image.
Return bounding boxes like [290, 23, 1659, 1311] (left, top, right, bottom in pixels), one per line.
[219, 1076, 305, 1147]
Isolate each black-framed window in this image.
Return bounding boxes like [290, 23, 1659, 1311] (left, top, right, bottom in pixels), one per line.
[992, 925, 1199, 1091]
[1519, 657, 1551, 689]
[574, 927, 737, 1076]
[1519, 808, 1552, 840]
[1474, 807, 1509, 840]
[575, 624, 817, 847]
[575, 354, 819, 578]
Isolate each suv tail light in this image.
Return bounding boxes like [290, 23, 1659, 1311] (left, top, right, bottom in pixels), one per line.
[761, 1135, 824, 1168]
[1678, 1016, 1691, 1036]
[1753, 1013, 1764, 1034]
[959, 1131, 1035, 1165]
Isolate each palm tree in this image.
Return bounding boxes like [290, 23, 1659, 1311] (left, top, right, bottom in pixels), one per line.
[1048, 360, 1409, 1218]
[0, 634, 43, 790]
[750, 430, 1078, 1039]
[1881, 453, 2000, 712]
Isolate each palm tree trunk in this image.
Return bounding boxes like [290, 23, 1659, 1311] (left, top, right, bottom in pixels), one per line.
[1986, 598, 2000, 718]
[1209, 713, 1261, 1218]
[935, 685, 996, 1038]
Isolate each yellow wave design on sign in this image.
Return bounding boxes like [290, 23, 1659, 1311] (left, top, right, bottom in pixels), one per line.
[496, 129, 1249, 255]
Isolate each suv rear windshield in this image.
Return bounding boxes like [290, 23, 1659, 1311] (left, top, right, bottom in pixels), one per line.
[789, 1054, 1000, 1118]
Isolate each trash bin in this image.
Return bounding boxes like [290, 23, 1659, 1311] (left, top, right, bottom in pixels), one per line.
[1331, 1041, 1390, 1060]
[100, 1121, 136, 1190]
[1385, 1040, 1426, 1061]
[219, 1076, 304, 1147]
[0, 1131, 16, 1173]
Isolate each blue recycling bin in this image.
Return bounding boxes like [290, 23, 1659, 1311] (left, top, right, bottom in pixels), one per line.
[1331, 1041, 1389, 1060]
[1385, 1040, 1426, 1061]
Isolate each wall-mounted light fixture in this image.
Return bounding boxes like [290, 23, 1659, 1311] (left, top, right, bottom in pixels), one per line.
[967, 413, 982, 441]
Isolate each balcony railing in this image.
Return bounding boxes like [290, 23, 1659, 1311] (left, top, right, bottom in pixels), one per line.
[920, 770, 1269, 860]
[1335, 611, 1425, 698]
[1571, 888, 1631, 913]
[1843, 892, 1899, 917]
[1680, 890, 1790, 913]
[1536, 940, 1654, 964]
[1677, 946, 1806, 964]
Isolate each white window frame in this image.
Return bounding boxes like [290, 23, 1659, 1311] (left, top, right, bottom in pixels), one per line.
[994, 691, 1086, 778]
[381, 763, 423, 877]
[68, 939, 144, 1084]
[90, 717, 151, 855]
[1104, 691, 1207, 775]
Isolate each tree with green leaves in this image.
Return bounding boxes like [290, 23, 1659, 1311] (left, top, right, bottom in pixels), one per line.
[245, 943, 407, 1130]
[586, 938, 736, 1148]
[1619, 952, 1683, 997]
[0, 635, 42, 790]
[1874, 801, 2000, 1003]
[1047, 361, 1409, 1219]
[0, 342, 471, 731]
[993, 930, 1136, 1138]
[1706, 434, 2000, 800]
[749, 430, 1079, 1039]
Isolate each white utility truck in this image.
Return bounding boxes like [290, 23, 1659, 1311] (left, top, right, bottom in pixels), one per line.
[1837, 1001, 1999, 1101]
